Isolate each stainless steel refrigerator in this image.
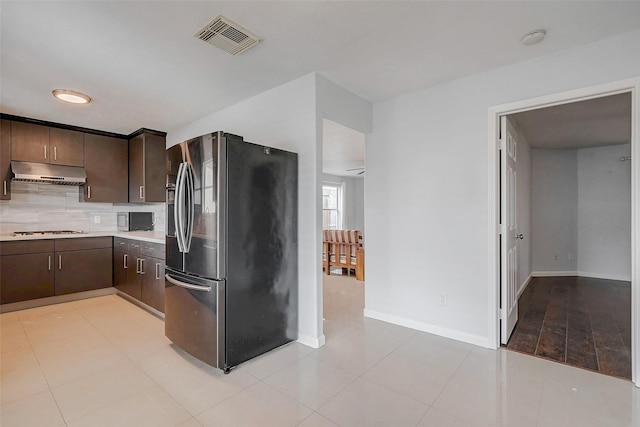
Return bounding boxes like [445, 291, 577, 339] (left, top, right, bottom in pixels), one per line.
[164, 132, 298, 373]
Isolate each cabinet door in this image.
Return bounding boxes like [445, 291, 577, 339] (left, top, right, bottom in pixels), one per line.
[1, 253, 55, 303]
[129, 135, 144, 202]
[143, 134, 166, 202]
[55, 248, 113, 295]
[49, 128, 83, 166]
[141, 258, 165, 313]
[1, 120, 11, 200]
[83, 134, 128, 203]
[11, 121, 50, 163]
[115, 252, 142, 300]
[113, 250, 128, 288]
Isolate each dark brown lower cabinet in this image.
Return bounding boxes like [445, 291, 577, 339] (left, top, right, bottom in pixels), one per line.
[141, 258, 165, 312]
[54, 248, 112, 295]
[113, 238, 165, 313]
[114, 250, 142, 300]
[0, 252, 55, 304]
[1, 237, 115, 305]
[53, 237, 113, 296]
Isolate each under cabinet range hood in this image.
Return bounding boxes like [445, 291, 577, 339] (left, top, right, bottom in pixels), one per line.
[10, 161, 87, 185]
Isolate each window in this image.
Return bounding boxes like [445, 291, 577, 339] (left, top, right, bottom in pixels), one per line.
[323, 183, 344, 230]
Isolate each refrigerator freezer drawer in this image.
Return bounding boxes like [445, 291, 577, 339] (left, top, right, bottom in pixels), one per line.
[164, 269, 226, 369]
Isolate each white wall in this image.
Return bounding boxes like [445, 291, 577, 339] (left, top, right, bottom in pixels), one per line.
[322, 173, 365, 233]
[577, 144, 632, 281]
[365, 29, 640, 346]
[529, 144, 632, 281]
[531, 149, 578, 273]
[167, 74, 322, 347]
[513, 121, 532, 294]
[167, 73, 372, 348]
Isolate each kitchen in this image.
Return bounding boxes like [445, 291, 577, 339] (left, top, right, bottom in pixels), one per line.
[1, 114, 299, 365]
[3, 2, 640, 426]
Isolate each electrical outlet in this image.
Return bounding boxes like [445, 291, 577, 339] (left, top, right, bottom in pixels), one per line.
[439, 292, 448, 306]
[553, 254, 558, 261]
[93, 215, 101, 224]
[568, 252, 573, 261]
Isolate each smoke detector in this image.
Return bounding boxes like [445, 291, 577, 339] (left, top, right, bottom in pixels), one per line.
[195, 15, 262, 55]
[521, 29, 546, 46]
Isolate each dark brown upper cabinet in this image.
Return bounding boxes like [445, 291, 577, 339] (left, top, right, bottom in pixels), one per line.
[129, 130, 166, 203]
[83, 134, 128, 203]
[10, 121, 50, 163]
[49, 128, 84, 166]
[10, 122, 84, 167]
[0, 120, 11, 200]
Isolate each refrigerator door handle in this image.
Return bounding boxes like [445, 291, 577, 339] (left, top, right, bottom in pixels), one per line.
[174, 162, 186, 252]
[183, 163, 195, 252]
[165, 273, 211, 292]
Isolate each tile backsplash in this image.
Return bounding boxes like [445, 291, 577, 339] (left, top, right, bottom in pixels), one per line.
[0, 182, 165, 234]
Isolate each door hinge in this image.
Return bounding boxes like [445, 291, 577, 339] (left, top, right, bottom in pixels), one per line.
[499, 309, 504, 320]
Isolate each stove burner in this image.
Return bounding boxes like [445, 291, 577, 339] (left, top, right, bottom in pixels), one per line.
[11, 230, 87, 236]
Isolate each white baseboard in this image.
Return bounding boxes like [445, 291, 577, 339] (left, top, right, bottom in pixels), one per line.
[297, 333, 325, 349]
[363, 308, 490, 348]
[576, 271, 631, 282]
[517, 274, 533, 298]
[531, 270, 631, 282]
[532, 271, 578, 277]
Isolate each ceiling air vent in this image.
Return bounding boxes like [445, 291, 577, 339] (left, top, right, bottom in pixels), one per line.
[194, 15, 262, 55]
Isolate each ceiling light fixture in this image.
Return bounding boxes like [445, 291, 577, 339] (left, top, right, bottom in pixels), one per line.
[52, 89, 91, 104]
[521, 29, 546, 46]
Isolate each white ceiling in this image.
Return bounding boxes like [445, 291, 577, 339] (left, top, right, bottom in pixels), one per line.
[323, 119, 365, 177]
[511, 92, 632, 149]
[2, 2, 640, 136]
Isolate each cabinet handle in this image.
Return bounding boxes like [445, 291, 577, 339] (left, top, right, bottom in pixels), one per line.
[3, 181, 6, 196]
[139, 186, 144, 200]
[54, 146, 57, 161]
[155, 263, 161, 280]
[58, 255, 62, 270]
[87, 185, 91, 199]
[48, 255, 51, 271]
[139, 258, 145, 274]
[44, 145, 47, 160]
[124, 254, 128, 269]
[136, 258, 140, 274]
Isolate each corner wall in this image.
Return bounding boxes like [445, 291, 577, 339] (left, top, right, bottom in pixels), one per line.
[365, 30, 640, 347]
[531, 149, 578, 273]
[166, 73, 372, 348]
[166, 74, 322, 347]
[577, 144, 632, 281]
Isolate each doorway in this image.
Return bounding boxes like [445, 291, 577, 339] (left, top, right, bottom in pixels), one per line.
[321, 119, 366, 342]
[487, 78, 639, 385]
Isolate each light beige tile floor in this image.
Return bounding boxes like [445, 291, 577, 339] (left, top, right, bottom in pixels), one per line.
[1, 274, 639, 426]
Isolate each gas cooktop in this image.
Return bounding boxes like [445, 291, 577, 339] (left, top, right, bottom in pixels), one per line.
[11, 230, 87, 236]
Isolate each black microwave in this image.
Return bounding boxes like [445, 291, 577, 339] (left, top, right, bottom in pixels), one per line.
[117, 212, 154, 231]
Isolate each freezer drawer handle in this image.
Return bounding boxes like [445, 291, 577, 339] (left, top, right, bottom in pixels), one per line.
[165, 274, 211, 292]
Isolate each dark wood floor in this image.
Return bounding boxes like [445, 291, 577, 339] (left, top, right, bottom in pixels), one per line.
[506, 276, 631, 379]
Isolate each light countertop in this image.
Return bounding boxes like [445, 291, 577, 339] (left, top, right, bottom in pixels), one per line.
[0, 231, 165, 244]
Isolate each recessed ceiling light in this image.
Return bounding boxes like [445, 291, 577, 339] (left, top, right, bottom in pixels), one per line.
[521, 29, 546, 46]
[52, 89, 91, 104]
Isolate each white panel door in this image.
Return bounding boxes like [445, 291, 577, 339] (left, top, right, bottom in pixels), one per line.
[500, 116, 519, 344]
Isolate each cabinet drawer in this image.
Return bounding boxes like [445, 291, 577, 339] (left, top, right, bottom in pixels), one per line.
[128, 240, 143, 254]
[55, 236, 112, 251]
[141, 241, 164, 258]
[114, 237, 129, 251]
[0, 239, 55, 255]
